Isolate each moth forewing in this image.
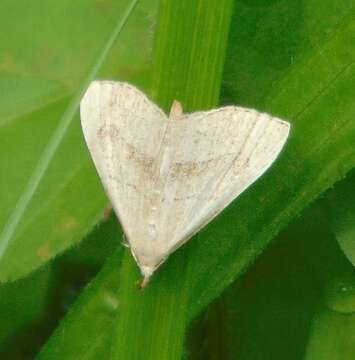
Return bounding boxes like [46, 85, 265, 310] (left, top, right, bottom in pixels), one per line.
[80, 80, 290, 286]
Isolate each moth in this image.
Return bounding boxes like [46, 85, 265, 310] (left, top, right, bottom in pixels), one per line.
[80, 81, 290, 287]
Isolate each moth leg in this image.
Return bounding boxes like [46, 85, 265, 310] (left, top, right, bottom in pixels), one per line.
[121, 233, 129, 248]
[138, 275, 151, 290]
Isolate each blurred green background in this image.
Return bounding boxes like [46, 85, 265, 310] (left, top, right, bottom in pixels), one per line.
[0, 0, 354, 359]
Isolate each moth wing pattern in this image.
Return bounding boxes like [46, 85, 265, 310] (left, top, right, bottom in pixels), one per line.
[81, 81, 290, 278]
[80, 81, 168, 274]
[154, 107, 290, 258]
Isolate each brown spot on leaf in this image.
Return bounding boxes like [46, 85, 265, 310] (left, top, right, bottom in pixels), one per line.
[37, 244, 52, 260]
[60, 217, 77, 231]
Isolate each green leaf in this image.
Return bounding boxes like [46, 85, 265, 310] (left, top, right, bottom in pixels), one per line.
[0, 0, 156, 126]
[0, 0, 158, 282]
[37, 220, 123, 360]
[326, 169, 355, 266]
[304, 305, 355, 359]
[36, 227, 123, 360]
[0, 265, 52, 357]
[291, 200, 355, 316]
[188, 192, 354, 359]
[59, 212, 120, 269]
[188, 231, 319, 360]
[299, 209, 355, 360]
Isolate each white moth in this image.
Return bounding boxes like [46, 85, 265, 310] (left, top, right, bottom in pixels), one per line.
[80, 80, 290, 287]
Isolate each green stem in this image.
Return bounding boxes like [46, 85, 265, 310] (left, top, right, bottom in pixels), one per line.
[111, 251, 191, 360]
[151, 0, 233, 112]
[110, 0, 233, 358]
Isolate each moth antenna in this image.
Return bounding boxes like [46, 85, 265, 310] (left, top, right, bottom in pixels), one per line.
[169, 100, 183, 118]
